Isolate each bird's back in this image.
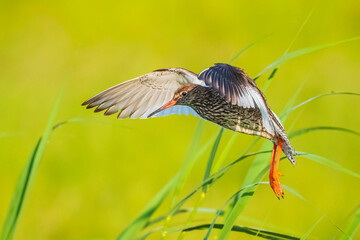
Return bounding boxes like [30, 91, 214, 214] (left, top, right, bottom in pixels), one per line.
[187, 86, 274, 139]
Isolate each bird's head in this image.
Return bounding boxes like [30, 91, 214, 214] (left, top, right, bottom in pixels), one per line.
[148, 84, 198, 117]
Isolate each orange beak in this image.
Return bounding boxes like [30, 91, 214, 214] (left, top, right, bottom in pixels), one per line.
[147, 99, 177, 118]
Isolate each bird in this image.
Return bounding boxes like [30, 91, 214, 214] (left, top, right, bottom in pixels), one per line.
[82, 63, 296, 199]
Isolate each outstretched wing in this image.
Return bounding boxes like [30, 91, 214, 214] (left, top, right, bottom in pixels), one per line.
[198, 63, 274, 134]
[82, 68, 202, 119]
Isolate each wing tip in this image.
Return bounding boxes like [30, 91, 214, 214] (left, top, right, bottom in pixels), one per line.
[93, 107, 104, 113]
[153, 68, 170, 72]
[85, 104, 95, 109]
[104, 110, 117, 116]
[82, 99, 91, 106]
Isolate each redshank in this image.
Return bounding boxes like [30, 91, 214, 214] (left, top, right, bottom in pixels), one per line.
[82, 63, 296, 198]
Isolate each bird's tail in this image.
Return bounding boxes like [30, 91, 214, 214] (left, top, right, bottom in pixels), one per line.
[270, 111, 296, 165]
[280, 137, 296, 165]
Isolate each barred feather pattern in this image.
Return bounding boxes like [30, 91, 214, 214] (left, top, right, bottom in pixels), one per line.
[177, 85, 296, 165]
[198, 63, 274, 135]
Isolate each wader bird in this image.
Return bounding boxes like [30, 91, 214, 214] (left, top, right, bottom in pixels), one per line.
[82, 63, 296, 198]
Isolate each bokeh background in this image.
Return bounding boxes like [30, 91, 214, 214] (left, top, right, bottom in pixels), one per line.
[1, 0, 360, 239]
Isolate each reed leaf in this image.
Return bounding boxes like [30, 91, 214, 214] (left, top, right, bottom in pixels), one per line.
[168, 151, 271, 218]
[202, 128, 224, 193]
[255, 36, 360, 79]
[297, 152, 360, 179]
[204, 183, 309, 240]
[0, 89, 63, 240]
[218, 88, 360, 239]
[300, 215, 325, 240]
[185, 224, 299, 240]
[118, 121, 215, 240]
[284, 10, 314, 55]
[146, 208, 223, 228]
[205, 182, 262, 240]
[212, 133, 238, 174]
[228, 35, 270, 64]
[258, 9, 313, 88]
[282, 92, 360, 119]
[116, 173, 180, 240]
[170, 120, 204, 208]
[289, 126, 360, 139]
[340, 205, 360, 240]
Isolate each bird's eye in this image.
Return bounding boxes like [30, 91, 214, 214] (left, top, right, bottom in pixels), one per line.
[181, 91, 187, 97]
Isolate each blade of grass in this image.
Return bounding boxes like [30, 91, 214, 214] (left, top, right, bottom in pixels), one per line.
[147, 152, 270, 240]
[260, 9, 313, 90]
[284, 10, 314, 55]
[300, 215, 325, 240]
[143, 151, 343, 239]
[255, 36, 360, 79]
[140, 207, 298, 240]
[0, 139, 40, 240]
[205, 182, 262, 240]
[282, 184, 346, 237]
[340, 205, 360, 240]
[143, 182, 298, 240]
[177, 127, 225, 239]
[218, 142, 274, 240]
[52, 117, 133, 131]
[160, 120, 208, 238]
[117, 173, 180, 240]
[118, 124, 215, 240]
[1, 89, 63, 240]
[146, 202, 223, 228]
[282, 92, 360, 119]
[177, 192, 206, 240]
[212, 133, 238, 173]
[207, 182, 341, 240]
[185, 223, 299, 240]
[170, 120, 204, 207]
[204, 183, 311, 240]
[196, 150, 346, 239]
[0, 132, 21, 139]
[297, 152, 360, 178]
[202, 128, 225, 193]
[228, 35, 270, 64]
[253, 151, 360, 190]
[157, 91, 358, 240]
[219, 90, 360, 236]
[167, 151, 272, 218]
[288, 126, 360, 139]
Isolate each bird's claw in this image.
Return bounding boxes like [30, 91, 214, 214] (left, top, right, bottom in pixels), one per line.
[269, 171, 284, 199]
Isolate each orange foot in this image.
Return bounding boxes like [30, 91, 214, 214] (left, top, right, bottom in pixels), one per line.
[269, 139, 284, 199]
[269, 168, 284, 199]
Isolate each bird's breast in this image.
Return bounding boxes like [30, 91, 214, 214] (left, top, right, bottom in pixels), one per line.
[190, 88, 273, 140]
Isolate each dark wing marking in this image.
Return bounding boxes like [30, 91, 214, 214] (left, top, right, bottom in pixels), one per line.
[198, 63, 274, 133]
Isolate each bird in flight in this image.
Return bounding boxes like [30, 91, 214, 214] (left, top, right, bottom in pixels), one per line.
[82, 63, 296, 198]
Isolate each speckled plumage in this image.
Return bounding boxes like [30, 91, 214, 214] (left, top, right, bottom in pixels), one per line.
[181, 85, 273, 139]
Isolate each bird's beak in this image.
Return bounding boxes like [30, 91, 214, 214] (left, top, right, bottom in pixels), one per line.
[148, 99, 177, 118]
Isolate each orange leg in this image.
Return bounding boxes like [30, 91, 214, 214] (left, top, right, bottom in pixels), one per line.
[269, 138, 284, 199]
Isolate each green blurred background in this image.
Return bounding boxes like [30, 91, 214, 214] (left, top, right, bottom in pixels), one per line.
[1, 0, 360, 239]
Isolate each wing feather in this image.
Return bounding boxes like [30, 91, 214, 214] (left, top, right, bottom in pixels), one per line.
[198, 63, 275, 134]
[83, 68, 203, 119]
